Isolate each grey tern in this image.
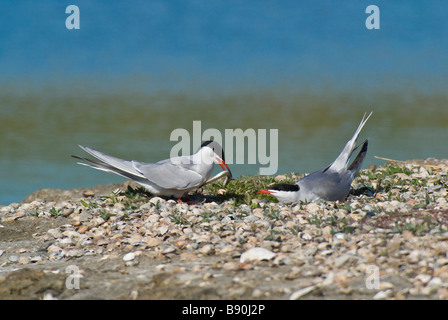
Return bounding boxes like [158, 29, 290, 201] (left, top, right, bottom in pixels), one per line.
[72, 140, 232, 201]
[258, 112, 372, 202]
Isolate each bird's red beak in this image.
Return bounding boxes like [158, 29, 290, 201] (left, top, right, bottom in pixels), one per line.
[257, 189, 273, 194]
[216, 158, 231, 173]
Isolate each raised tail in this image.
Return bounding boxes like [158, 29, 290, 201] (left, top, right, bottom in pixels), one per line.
[347, 139, 368, 177]
[329, 112, 372, 172]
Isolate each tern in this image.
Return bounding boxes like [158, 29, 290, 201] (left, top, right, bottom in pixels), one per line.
[72, 140, 233, 200]
[258, 112, 372, 203]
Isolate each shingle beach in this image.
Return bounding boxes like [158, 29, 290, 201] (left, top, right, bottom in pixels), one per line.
[1, 159, 448, 300]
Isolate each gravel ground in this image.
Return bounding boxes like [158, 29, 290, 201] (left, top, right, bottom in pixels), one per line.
[1, 159, 448, 300]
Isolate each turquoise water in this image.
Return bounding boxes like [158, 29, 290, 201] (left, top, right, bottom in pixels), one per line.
[1, 1, 448, 204]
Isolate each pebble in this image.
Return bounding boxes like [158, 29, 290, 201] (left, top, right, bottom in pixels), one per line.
[251, 289, 264, 298]
[145, 238, 160, 247]
[123, 252, 136, 262]
[82, 189, 95, 197]
[223, 262, 240, 271]
[161, 245, 176, 254]
[333, 233, 348, 240]
[30, 256, 43, 263]
[8, 255, 19, 262]
[149, 197, 165, 205]
[426, 277, 443, 290]
[274, 175, 287, 181]
[240, 247, 276, 263]
[301, 232, 312, 241]
[373, 289, 393, 300]
[78, 225, 89, 234]
[47, 245, 63, 253]
[79, 212, 92, 222]
[200, 245, 215, 256]
[334, 254, 354, 268]
[415, 274, 432, 284]
[64, 250, 84, 258]
[156, 225, 169, 235]
[305, 203, 321, 214]
[42, 293, 57, 300]
[289, 286, 317, 300]
[62, 208, 74, 217]
[18, 256, 30, 264]
[379, 282, 394, 290]
[129, 290, 139, 300]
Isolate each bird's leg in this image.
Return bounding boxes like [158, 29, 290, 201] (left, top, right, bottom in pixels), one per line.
[177, 194, 192, 203]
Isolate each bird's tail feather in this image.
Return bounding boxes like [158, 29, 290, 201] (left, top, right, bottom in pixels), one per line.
[347, 139, 368, 177]
[72, 145, 146, 182]
[329, 112, 372, 172]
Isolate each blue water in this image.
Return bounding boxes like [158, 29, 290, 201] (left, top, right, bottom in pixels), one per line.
[1, 1, 448, 205]
[2, 1, 447, 89]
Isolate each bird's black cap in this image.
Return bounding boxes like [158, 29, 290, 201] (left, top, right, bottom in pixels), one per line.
[269, 184, 300, 192]
[200, 140, 225, 161]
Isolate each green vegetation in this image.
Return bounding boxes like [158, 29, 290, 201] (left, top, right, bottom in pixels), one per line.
[169, 209, 189, 225]
[201, 173, 299, 205]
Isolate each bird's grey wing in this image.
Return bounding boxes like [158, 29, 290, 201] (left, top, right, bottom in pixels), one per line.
[74, 146, 202, 189]
[299, 171, 349, 201]
[134, 162, 205, 190]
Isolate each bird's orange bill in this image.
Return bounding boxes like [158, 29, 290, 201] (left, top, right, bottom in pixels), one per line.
[257, 189, 273, 194]
[216, 158, 232, 175]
